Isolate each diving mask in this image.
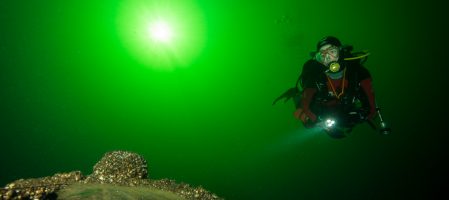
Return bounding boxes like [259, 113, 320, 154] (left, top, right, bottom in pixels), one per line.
[316, 44, 340, 71]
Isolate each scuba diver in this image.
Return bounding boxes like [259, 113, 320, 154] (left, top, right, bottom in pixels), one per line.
[273, 36, 391, 138]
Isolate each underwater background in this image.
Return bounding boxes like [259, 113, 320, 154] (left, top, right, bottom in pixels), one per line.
[1, 0, 447, 199]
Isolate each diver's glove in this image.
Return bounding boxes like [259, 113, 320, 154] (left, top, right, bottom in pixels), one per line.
[367, 108, 376, 120]
[356, 108, 373, 121]
[294, 107, 317, 126]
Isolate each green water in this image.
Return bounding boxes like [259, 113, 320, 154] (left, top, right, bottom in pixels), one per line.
[1, 0, 446, 199]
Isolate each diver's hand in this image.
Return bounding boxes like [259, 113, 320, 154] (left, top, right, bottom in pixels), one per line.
[367, 108, 376, 120]
[360, 107, 376, 120]
[294, 108, 317, 125]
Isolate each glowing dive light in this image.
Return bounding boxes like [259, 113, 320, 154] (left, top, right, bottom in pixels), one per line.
[325, 119, 336, 128]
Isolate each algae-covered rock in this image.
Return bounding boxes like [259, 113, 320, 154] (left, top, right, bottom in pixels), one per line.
[1, 150, 222, 200]
[84, 151, 148, 185]
[57, 183, 186, 200]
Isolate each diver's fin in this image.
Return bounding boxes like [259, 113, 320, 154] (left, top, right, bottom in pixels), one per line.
[272, 87, 299, 105]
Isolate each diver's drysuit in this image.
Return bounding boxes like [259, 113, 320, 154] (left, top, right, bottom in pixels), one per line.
[296, 56, 376, 130]
[273, 36, 390, 137]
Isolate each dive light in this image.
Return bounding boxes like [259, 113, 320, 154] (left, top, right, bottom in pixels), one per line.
[325, 118, 336, 128]
[376, 106, 391, 135]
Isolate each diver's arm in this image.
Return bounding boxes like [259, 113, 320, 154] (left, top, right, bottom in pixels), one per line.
[295, 88, 317, 122]
[294, 60, 321, 123]
[360, 78, 376, 120]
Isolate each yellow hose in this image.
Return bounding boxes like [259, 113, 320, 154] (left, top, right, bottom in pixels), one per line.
[344, 52, 370, 61]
